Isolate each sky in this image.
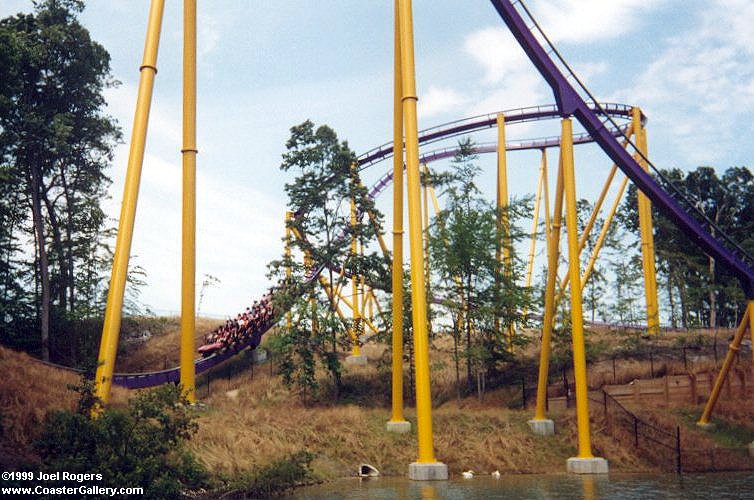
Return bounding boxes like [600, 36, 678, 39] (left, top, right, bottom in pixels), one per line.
[2, 0, 753, 318]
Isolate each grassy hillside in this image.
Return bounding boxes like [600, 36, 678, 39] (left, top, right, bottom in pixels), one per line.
[115, 316, 223, 372]
[0, 345, 129, 468]
[1, 316, 749, 483]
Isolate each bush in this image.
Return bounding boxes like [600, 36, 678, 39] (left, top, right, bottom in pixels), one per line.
[35, 378, 208, 499]
[221, 451, 315, 498]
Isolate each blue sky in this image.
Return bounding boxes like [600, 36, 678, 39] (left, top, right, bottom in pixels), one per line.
[2, 1, 753, 317]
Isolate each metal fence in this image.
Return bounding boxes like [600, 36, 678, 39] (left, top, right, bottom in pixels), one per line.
[599, 389, 753, 473]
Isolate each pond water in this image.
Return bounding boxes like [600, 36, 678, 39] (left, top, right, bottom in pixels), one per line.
[283, 472, 753, 500]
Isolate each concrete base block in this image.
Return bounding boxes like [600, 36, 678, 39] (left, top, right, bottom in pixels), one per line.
[386, 420, 411, 433]
[408, 462, 448, 481]
[566, 457, 609, 474]
[251, 348, 267, 364]
[345, 355, 368, 366]
[528, 419, 555, 436]
[697, 421, 715, 430]
[748, 442, 754, 457]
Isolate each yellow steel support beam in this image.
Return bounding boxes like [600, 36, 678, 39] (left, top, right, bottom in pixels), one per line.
[398, 0, 440, 466]
[554, 136, 633, 308]
[554, 165, 617, 306]
[368, 207, 391, 261]
[561, 118, 594, 458]
[388, 11, 408, 427]
[368, 287, 386, 320]
[180, 0, 198, 402]
[698, 304, 751, 425]
[525, 161, 544, 289]
[580, 177, 629, 290]
[633, 108, 660, 335]
[542, 149, 552, 239]
[495, 114, 513, 347]
[318, 276, 349, 322]
[355, 177, 391, 262]
[305, 253, 318, 337]
[533, 148, 564, 421]
[94, 0, 166, 405]
[350, 187, 362, 357]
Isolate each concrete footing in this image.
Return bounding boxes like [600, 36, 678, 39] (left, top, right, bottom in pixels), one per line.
[386, 420, 411, 433]
[697, 421, 715, 430]
[408, 462, 448, 480]
[345, 355, 368, 366]
[566, 457, 609, 474]
[251, 348, 267, 364]
[527, 419, 555, 436]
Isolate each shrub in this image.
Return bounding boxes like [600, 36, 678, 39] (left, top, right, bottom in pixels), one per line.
[35, 378, 208, 499]
[221, 450, 316, 498]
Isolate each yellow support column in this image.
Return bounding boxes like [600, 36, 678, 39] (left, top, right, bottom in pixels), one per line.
[346, 190, 366, 365]
[580, 177, 629, 290]
[496, 113, 514, 349]
[397, 0, 447, 480]
[525, 162, 544, 289]
[180, 0, 198, 403]
[698, 304, 751, 426]
[94, 0, 166, 406]
[530, 148, 562, 434]
[305, 253, 317, 337]
[633, 108, 660, 335]
[554, 137, 633, 308]
[561, 118, 608, 473]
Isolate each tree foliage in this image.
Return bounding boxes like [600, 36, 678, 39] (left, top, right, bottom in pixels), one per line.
[269, 120, 388, 400]
[619, 166, 754, 328]
[429, 139, 533, 393]
[0, 1, 124, 361]
[35, 377, 207, 499]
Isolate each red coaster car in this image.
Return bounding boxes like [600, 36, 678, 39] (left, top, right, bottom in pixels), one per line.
[198, 342, 223, 356]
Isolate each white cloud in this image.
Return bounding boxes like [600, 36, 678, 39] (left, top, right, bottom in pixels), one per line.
[464, 27, 530, 85]
[104, 83, 180, 148]
[461, 27, 549, 122]
[616, 0, 754, 164]
[418, 85, 468, 118]
[532, 0, 664, 44]
[104, 149, 285, 317]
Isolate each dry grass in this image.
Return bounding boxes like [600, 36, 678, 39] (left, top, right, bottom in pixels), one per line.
[116, 316, 223, 372]
[187, 347, 655, 479]
[3, 319, 734, 478]
[0, 345, 129, 467]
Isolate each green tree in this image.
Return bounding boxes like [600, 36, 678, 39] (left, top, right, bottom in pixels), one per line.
[620, 166, 754, 329]
[0, 1, 121, 360]
[269, 120, 387, 400]
[429, 139, 532, 394]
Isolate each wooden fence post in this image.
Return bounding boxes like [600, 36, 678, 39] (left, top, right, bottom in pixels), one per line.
[664, 375, 670, 404]
[689, 373, 697, 405]
[676, 426, 682, 474]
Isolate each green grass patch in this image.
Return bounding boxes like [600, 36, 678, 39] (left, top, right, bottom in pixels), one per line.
[675, 408, 754, 448]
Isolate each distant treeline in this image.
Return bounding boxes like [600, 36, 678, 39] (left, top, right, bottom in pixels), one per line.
[620, 166, 754, 329]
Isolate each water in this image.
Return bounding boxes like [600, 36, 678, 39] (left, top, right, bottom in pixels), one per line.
[283, 473, 754, 500]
